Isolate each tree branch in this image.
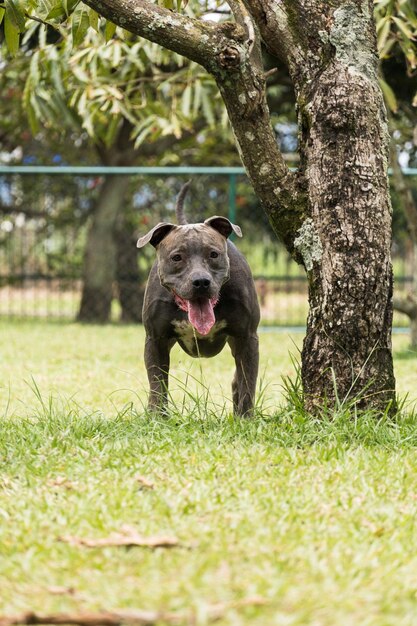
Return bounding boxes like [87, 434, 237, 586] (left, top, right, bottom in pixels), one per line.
[82, 0, 306, 252]
[393, 294, 417, 318]
[0, 205, 49, 218]
[227, 0, 258, 62]
[242, 0, 305, 70]
[80, 0, 239, 71]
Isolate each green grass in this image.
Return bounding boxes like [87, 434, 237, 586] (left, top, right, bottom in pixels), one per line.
[1, 321, 417, 625]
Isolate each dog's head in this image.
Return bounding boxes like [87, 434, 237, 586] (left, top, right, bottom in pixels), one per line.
[137, 217, 242, 335]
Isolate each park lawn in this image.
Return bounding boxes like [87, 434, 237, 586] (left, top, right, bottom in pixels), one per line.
[1, 320, 417, 625]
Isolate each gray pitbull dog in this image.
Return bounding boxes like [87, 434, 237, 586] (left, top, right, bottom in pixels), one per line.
[137, 182, 260, 416]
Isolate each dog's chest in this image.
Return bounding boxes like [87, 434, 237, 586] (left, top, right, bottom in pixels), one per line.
[172, 319, 227, 357]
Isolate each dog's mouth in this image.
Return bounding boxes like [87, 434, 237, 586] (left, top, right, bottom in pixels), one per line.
[173, 292, 218, 336]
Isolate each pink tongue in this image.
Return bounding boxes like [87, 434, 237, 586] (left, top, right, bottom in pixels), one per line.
[187, 299, 215, 335]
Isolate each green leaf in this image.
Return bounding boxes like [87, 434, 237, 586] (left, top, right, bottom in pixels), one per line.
[106, 85, 123, 100]
[104, 115, 121, 147]
[50, 58, 65, 98]
[181, 84, 192, 117]
[71, 63, 90, 83]
[376, 15, 389, 34]
[82, 110, 95, 137]
[29, 49, 41, 85]
[112, 41, 122, 67]
[392, 16, 416, 40]
[63, 0, 79, 17]
[170, 112, 182, 138]
[399, 1, 417, 28]
[49, 91, 76, 126]
[380, 77, 398, 112]
[377, 16, 392, 54]
[374, 0, 393, 9]
[38, 22, 47, 47]
[4, 10, 20, 56]
[379, 36, 396, 58]
[46, 0, 79, 21]
[23, 68, 40, 134]
[76, 89, 88, 116]
[0, 7, 6, 25]
[192, 79, 202, 117]
[105, 19, 116, 41]
[71, 4, 90, 47]
[201, 87, 214, 126]
[26, 98, 40, 134]
[46, 4, 66, 20]
[401, 41, 417, 69]
[88, 8, 99, 31]
[133, 115, 157, 147]
[5, 0, 25, 31]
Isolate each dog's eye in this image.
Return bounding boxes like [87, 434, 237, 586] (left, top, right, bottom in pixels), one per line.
[171, 254, 182, 262]
[210, 251, 219, 259]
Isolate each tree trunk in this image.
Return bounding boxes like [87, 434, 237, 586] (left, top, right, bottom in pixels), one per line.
[256, 1, 397, 412]
[411, 314, 417, 350]
[115, 219, 144, 323]
[78, 175, 129, 323]
[298, 62, 396, 411]
[411, 243, 417, 350]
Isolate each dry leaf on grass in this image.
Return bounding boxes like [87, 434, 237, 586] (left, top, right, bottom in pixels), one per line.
[0, 610, 162, 626]
[59, 525, 179, 549]
[134, 475, 155, 490]
[47, 586, 77, 596]
[47, 477, 77, 490]
[0, 597, 267, 626]
[362, 520, 386, 537]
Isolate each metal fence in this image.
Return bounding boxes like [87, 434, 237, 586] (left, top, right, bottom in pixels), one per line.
[0, 166, 415, 328]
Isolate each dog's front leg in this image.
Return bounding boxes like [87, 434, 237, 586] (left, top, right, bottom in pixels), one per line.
[144, 335, 173, 413]
[228, 333, 259, 417]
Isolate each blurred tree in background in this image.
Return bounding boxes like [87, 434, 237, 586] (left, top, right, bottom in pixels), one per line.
[0, 10, 235, 321]
[373, 0, 417, 347]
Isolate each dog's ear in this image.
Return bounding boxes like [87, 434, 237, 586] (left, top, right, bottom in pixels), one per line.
[137, 223, 177, 248]
[204, 216, 242, 239]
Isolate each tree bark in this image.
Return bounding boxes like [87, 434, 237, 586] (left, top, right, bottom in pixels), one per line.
[276, 2, 396, 411]
[299, 61, 396, 411]
[78, 174, 130, 322]
[115, 218, 144, 323]
[81, 0, 398, 413]
[77, 119, 136, 323]
[412, 313, 417, 349]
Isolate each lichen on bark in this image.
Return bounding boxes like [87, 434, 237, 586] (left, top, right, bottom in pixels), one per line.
[293, 218, 323, 271]
[329, 2, 378, 80]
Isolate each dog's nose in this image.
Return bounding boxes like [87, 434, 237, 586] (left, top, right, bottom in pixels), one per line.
[192, 277, 211, 290]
